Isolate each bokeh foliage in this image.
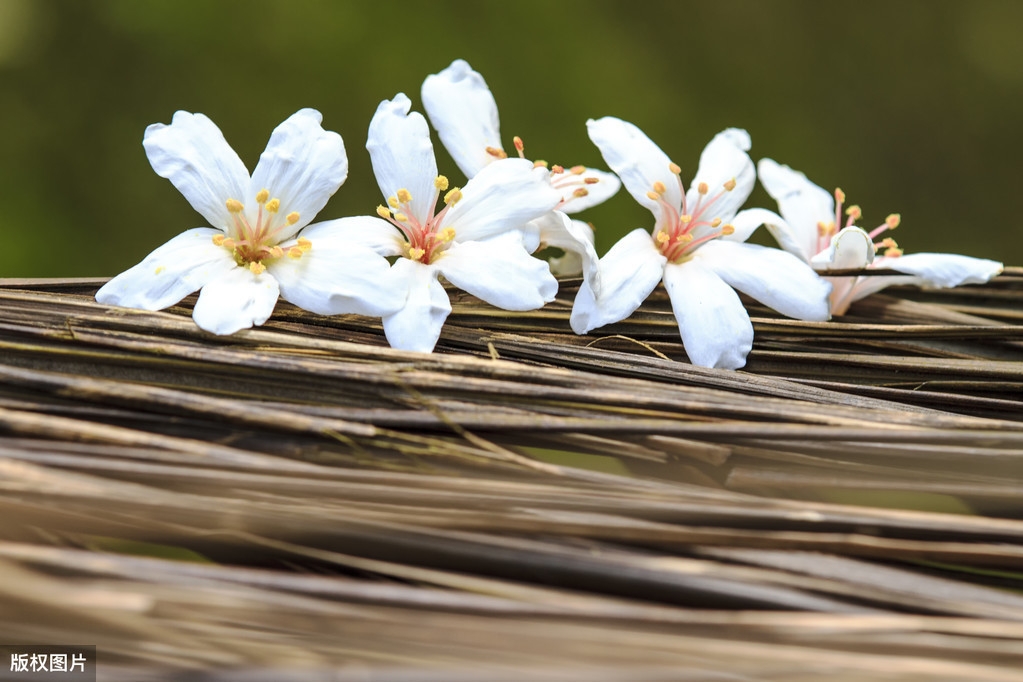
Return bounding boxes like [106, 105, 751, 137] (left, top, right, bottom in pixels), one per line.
[0, 0, 1021, 277]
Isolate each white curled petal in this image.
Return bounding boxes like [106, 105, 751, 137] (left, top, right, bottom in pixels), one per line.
[758, 158, 835, 261]
[697, 240, 831, 321]
[687, 128, 755, 224]
[366, 94, 439, 225]
[536, 213, 600, 289]
[268, 224, 406, 317]
[191, 266, 280, 335]
[662, 260, 753, 370]
[725, 207, 786, 244]
[382, 258, 451, 353]
[438, 232, 558, 310]
[569, 228, 665, 334]
[880, 252, 1003, 287]
[249, 108, 348, 241]
[309, 216, 406, 257]
[143, 112, 250, 231]
[810, 226, 875, 270]
[557, 167, 622, 213]
[586, 117, 681, 218]
[96, 228, 238, 311]
[421, 59, 503, 178]
[445, 158, 561, 242]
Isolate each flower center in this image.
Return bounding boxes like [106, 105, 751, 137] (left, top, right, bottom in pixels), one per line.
[487, 136, 598, 209]
[214, 189, 307, 274]
[820, 188, 902, 258]
[376, 176, 462, 264]
[647, 163, 736, 263]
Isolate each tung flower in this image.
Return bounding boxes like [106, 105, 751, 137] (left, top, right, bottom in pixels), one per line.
[572, 118, 831, 370]
[421, 59, 621, 286]
[758, 159, 1003, 315]
[97, 109, 404, 334]
[360, 94, 564, 353]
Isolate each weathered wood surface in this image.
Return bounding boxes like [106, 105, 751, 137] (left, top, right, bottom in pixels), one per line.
[1, 272, 1022, 680]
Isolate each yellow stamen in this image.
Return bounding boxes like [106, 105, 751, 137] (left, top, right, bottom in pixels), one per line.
[653, 181, 667, 194]
[710, 218, 722, 227]
[255, 189, 270, 204]
[297, 237, 312, 251]
[573, 188, 589, 198]
[668, 162, 681, 175]
[388, 196, 399, 208]
[817, 221, 836, 237]
[885, 248, 903, 257]
[698, 182, 709, 195]
[655, 231, 670, 244]
[845, 205, 862, 220]
[249, 261, 266, 275]
[444, 188, 463, 205]
[269, 246, 284, 259]
[646, 191, 661, 201]
[434, 175, 449, 191]
[676, 233, 694, 244]
[212, 234, 227, 246]
[570, 165, 586, 175]
[485, 146, 507, 159]
[226, 198, 244, 213]
[679, 214, 692, 224]
[513, 136, 524, 153]
[533, 160, 548, 169]
[584, 177, 599, 184]
[286, 212, 300, 225]
[396, 189, 412, 204]
[551, 164, 564, 174]
[265, 198, 280, 213]
[878, 237, 899, 250]
[222, 238, 237, 250]
[394, 213, 409, 222]
[408, 247, 426, 261]
[835, 187, 846, 204]
[886, 213, 901, 229]
[377, 205, 392, 219]
[288, 247, 303, 259]
[436, 227, 456, 243]
[723, 178, 737, 192]
[720, 224, 735, 235]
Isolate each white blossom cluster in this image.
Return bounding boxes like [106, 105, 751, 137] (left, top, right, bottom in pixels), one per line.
[97, 60, 1002, 370]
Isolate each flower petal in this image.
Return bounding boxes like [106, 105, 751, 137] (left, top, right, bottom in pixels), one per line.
[697, 240, 831, 321]
[421, 59, 503, 179]
[437, 231, 558, 311]
[248, 108, 348, 241]
[143, 112, 250, 231]
[810, 226, 874, 270]
[881, 252, 1003, 287]
[662, 260, 753, 370]
[310, 216, 406, 257]
[382, 258, 451, 353]
[570, 228, 665, 334]
[534, 212, 600, 288]
[191, 265, 280, 335]
[444, 158, 561, 243]
[366, 94, 439, 225]
[827, 274, 912, 316]
[556, 167, 622, 213]
[757, 158, 835, 261]
[724, 207, 785, 244]
[687, 128, 755, 224]
[96, 228, 238, 311]
[268, 222, 406, 317]
[586, 117, 681, 219]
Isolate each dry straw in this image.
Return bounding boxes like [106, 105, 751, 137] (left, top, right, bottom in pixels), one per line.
[1, 271, 1022, 680]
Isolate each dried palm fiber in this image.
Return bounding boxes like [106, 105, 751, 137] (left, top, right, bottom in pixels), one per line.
[0, 271, 1022, 681]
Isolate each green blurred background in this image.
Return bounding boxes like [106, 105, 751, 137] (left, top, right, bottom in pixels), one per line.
[0, 0, 1020, 277]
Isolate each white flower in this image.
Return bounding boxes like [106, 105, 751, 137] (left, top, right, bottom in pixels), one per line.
[96, 109, 404, 334]
[572, 118, 831, 370]
[758, 159, 1003, 315]
[361, 94, 564, 353]
[421, 59, 621, 287]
